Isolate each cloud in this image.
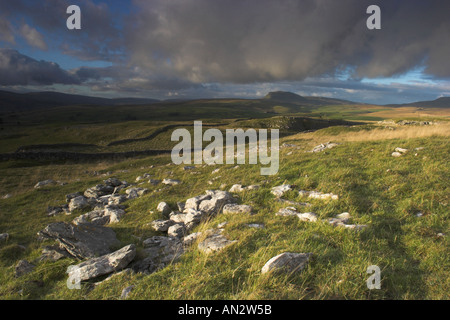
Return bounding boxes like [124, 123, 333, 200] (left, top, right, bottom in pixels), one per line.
[126, 0, 450, 84]
[0, 19, 15, 43]
[0, 49, 79, 85]
[20, 24, 48, 50]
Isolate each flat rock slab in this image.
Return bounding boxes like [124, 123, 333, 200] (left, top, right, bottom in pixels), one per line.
[261, 252, 313, 275]
[223, 204, 253, 215]
[68, 244, 136, 282]
[198, 233, 237, 254]
[271, 185, 291, 198]
[38, 222, 120, 260]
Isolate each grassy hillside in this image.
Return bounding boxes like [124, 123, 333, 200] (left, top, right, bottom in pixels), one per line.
[0, 115, 448, 300]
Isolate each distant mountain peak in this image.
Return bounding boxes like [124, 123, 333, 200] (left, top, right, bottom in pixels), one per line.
[263, 91, 308, 102]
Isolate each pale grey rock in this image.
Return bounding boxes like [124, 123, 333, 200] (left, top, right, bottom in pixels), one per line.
[103, 178, 123, 187]
[39, 245, 72, 262]
[299, 190, 339, 200]
[149, 179, 161, 186]
[223, 204, 253, 215]
[276, 207, 299, 216]
[183, 232, 203, 247]
[168, 224, 186, 238]
[271, 185, 291, 198]
[297, 212, 318, 222]
[229, 184, 245, 193]
[198, 232, 237, 254]
[120, 285, 134, 299]
[169, 212, 187, 224]
[199, 190, 236, 216]
[261, 252, 312, 274]
[157, 202, 171, 216]
[38, 222, 120, 260]
[2, 194, 12, 199]
[185, 195, 211, 211]
[247, 223, 264, 229]
[67, 244, 136, 282]
[34, 179, 56, 189]
[66, 192, 83, 203]
[395, 147, 408, 153]
[84, 184, 114, 198]
[162, 179, 181, 186]
[151, 219, 175, 232]
[392, 152, 402, 157]
[311, 142, 338, 153]
[126, 188, 148, 199]
[68, 196, 89, 212]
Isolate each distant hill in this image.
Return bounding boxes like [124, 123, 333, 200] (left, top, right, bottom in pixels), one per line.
[263, 91, 358, 106]
[0, 90, 159, 113]
[387, 97, 450, 108]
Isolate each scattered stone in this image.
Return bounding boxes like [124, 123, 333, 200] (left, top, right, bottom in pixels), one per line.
[261, 252, 312, 275]
[126, 187, 148, 199]
[183, 232, 203, 246]
[168, 224, 186, 238]
[84, 184, 114, 198]
[34, 179, 57, 189]
[211, 168, 220, 174]
[38, 222, 120, 260]
[185, 195, 211, 211]
[326, 212, 367, 231]
[15, 260, 35, 277]
[299, 190, 339, 200]
[183, 166, 196, 171]
[276, 198, 311, 207]
[276, 207, 299, 217]
[2, 194, 12, 199]
[229, 184, 260, 193]
[157, 202, 172, 216]
[134, 236, 184, 274]
[223, 204, 253, 215]
[311, 142, 338, 153]
[149, 179, 161, 186]
[198, 232, 237, 254]
[271, 184, 291, 198]
[66, 192, 83, 203]
[162, 179, 181, 186]
[103, 178, 123, 187]
[67, 244, 136, 282]
[247, 223, 264, 229]
[68, 196, 89, 212]
[391, 152, 402, 157]
[0, 233, 9, 243]
[297, 212, 318, 222]
[395, 147, 408, 153]
[169, 212, 187, 224]
[199, 190, 236, 216]
[39, 245, 72, 262]
[151, 219, 175, 232]
[217, 221, 228, 228]
[120, 285, 134, 300]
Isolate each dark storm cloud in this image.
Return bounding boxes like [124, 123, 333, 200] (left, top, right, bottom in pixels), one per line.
[126, 0, 450, 84]
[0, 49, 79, 85]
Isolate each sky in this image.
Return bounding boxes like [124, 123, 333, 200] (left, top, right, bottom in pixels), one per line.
[1, 0, 450, 105]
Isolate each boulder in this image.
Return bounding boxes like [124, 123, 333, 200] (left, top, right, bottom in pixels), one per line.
[167, 224, 186, 238]
[198, 191, 235, 216]
[261, 252, 312, 274]
[38, 222, 120, 260]
[68, 196, 90, 212]
[103, 178, 123, 187]
[157, 202, 172, 216]
[67, 244, 136, 282]
[84, 184, 114, 198]
[223, 204, 253, 215]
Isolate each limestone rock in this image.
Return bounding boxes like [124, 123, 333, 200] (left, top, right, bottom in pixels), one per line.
[223, 204, 253, 215]
[276, 207, 299, 216]
[157, 202, 172, 216]
[0, 233, 9, 243]
[151, 219, 175, 232]
[168, 224, 186, 238]
[84, 184, 114, 198]
[271, 185, 291, 198]
[67, 244, 136, 282]
[162, 179, 181, 186]
[261, 252, 312, 274]
[198, 232, 237, 254]
[38, 222, 120, 260]
[297, 212, 318, 222]
[34, 179, 56, 189]
[185, 195, 211, 211]
[68, 196, 90, 212]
